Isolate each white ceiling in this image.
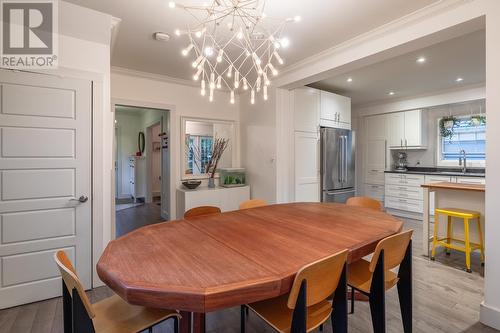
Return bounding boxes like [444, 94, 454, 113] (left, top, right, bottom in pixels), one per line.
[65, 0, 440, 80]
[309, 30, 486, 106]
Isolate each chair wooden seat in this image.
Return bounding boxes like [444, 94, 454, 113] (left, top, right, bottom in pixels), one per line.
[434, 208, 480, 219]
[184, 206, 221, 219]
[239, 199, 268, 210]
[248, 295, 332, 333]
[347, 259, 399, 294]
[55, 250, 180, 333]
[346, 196, 382, 211]
[93, 294, 178, 333]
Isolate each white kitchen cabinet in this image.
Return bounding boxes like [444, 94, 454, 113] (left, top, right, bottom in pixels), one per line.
[364, 184, 385, 202]
[388, 110, 426, 149]
[294, 131, 320, 202]
[455, 176, 485, 185]
[385, 173, 424, 214]
[364, 140, 386, 185]
[176, 185, 250, 219]
[293, 87, 320, 132]
[366, 114, 387, 141]
[320, 91, 351, 129]
[424, 175, 452, 215]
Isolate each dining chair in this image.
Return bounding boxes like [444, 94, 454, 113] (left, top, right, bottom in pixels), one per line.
[348, 229, 413, 333]
[184, 206, 222, 219]
[54, 250, 180, 333]
[239, 199, 268, 210]
[346, 196, 383, 211]
[241, 249, 349, 333]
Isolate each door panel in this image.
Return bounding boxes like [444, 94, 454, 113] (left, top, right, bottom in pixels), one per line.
[295, 131, 320, 202]
[0, 70, 91, 309]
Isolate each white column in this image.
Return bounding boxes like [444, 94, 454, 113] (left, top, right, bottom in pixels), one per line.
[481, 0, 500, 329]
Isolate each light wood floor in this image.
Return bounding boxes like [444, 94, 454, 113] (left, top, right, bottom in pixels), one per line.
[0, 220, 497, 333]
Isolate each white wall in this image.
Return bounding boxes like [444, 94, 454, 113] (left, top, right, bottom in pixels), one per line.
[239, 89, 277, 203]
[481, 0, 500, 328]
[115, 112, 141, 198]
[111, 70, 239, 219]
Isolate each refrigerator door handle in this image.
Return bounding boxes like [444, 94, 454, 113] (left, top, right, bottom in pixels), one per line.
[338, 137, 342, 182]
[343, 135, 347, 184]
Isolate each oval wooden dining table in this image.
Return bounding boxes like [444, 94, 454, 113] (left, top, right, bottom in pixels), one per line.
[97, 202, 403, 333]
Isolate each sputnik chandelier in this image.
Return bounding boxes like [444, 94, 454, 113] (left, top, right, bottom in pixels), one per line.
[169, 0, 301, 104]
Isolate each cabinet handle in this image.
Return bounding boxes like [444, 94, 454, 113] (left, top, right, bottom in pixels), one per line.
[405, 139, 407, 148]
[401, 139, 403, 147]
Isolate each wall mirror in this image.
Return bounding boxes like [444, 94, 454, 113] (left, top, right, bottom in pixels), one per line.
[181, 117, 235, 179]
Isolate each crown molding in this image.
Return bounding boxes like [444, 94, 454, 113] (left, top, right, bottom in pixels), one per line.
[276, 0, 476, 85]
[111, 66, 200, 87]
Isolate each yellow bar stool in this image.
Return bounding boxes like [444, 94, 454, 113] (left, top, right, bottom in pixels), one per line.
[431, 207, 485, 272]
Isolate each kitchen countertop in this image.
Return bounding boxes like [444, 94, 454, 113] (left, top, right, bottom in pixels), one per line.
[384, 167, 485, 178]
[421, 181, 485, 192]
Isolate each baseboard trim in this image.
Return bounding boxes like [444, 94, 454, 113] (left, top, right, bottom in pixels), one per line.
[480, 301, 500, 330]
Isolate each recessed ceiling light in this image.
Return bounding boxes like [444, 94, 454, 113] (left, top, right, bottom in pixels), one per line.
[168, 1, 176, 9]
[456, 77, 464, 82]
[153, 32, 170, 42]
[347, 77, 353, 83]
[388, 91, 395, 96]
[416, 57, 426, 64]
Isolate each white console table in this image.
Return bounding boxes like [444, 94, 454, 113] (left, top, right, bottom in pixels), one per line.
[176, 185, 250, 219]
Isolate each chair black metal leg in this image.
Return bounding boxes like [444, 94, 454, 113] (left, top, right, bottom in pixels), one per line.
[350, 287, 355, 314]
[290, 280, 307, 333]
[369, 250, 386, 333]
[62, 282, 72, 333]
[240, 305, 246, 333]
[332, 263, 348, 333]
[71, 289, 95, 333]
[397, 240, 413, 333]
[148, 327, 153, 333]
[319, 324, 323, 331]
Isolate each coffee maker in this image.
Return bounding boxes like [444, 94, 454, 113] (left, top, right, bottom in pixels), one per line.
[395, 151, 408, 171]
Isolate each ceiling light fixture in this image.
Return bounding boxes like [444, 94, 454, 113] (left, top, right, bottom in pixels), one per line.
[456, 77, 464, 82]
[170, 0, 300, 104]
[347, 77, 353, 83]
[416, 57, 426, 64]
[388, 91, 395, 96]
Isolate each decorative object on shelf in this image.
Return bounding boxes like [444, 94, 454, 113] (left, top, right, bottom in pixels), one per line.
[182, 180, 202, 190]
[169, 0, 300, 104]
[220, 168, 246, 187]
[138, 131, 145, 154]
[439, 116, 456, 139]
[470, 115, 486, 127]
[206, 137, 230, 187]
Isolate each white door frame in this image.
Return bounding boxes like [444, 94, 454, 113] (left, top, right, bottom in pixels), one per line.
[111, 98, 176, 239]
[145, 121, 162, 203]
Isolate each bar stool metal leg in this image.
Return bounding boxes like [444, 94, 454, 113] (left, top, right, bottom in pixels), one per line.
[431, 211, 439, 260]
[446, 215, 452, 255]
[476, 216, 485, 265]
[464, 218, 472, 273]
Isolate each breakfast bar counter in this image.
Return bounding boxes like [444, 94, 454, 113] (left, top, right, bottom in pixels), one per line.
[421, 182, 485, 256]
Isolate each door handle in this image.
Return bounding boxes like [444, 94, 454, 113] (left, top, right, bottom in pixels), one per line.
[70, 195, 88, 203]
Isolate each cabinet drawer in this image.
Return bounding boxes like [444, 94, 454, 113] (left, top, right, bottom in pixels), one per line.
[364, 184, 384, 201]
[385, 184, 422, 200]
[385, 173, 424, 186]
[385, 197, 423, 213]
[424, 175, 452, 183]
[455, 177, 485, 185]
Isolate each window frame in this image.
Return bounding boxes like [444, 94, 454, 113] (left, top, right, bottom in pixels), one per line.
[436, 115, 485, 167]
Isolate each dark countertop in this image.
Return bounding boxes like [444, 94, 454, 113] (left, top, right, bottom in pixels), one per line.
[384, 167, 485, 178]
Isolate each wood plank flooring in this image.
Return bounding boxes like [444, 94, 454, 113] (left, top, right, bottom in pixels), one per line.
[1, 219, 497, 333]
[115, 202, 164, 237]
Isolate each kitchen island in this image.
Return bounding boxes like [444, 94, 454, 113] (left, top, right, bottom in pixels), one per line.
[421, 182, 485, 257]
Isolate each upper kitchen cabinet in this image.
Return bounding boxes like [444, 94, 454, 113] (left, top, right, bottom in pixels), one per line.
[320, 91, 351, 129]
[387, 109, 426, 149]
[293, 87, 320, 133]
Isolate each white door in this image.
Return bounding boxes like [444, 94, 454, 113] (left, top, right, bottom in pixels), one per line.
[0, 70, 92, 308]
[294, 131, 320, 202]
[293, 88, 320, 132]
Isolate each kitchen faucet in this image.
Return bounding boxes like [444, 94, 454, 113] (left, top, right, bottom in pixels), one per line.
[459, 149, 467, 173]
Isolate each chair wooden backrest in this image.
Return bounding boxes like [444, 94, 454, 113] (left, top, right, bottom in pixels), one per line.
[184, 206, 222, 219]
[346, 196, 382, 211]
[239, 199, 268, 210]
[54, 250, 96, 318]
[287, 249, 348, 309]
[369, 230, 413, 273]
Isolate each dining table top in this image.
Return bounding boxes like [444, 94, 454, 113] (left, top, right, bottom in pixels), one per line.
[97, 202, 403, 313]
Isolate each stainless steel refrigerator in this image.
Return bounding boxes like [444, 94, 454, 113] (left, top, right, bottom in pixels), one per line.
[320, 127, 355, 203]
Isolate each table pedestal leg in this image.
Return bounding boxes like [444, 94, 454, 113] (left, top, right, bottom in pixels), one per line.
[192, 313, 205, 333]
[180, 311, 191, 333]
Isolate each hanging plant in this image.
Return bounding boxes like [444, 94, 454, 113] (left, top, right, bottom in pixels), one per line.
[439, 116, 457, 139]
[470, 115, 486, 127]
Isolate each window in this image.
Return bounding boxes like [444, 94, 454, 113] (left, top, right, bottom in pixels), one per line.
[438, 115, 485, 166]
[185, 135, 213, 174]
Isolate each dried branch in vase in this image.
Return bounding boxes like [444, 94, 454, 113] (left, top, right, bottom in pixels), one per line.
[206, 137, 230, 178]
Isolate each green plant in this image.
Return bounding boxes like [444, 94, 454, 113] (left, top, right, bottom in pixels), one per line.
[470, 115, 486, 126]
[439, 116, 457, 139]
